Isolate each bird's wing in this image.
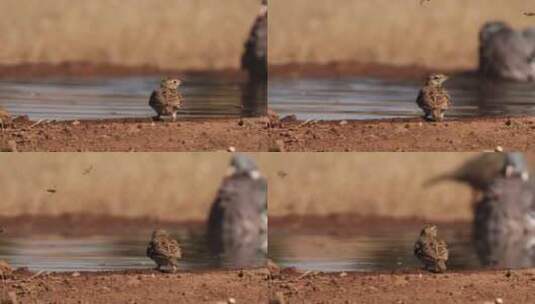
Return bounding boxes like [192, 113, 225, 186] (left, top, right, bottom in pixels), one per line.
[207, 176, 236, 235]
[415, 239, 439, 263]
[167, 90, 182, 109]
[427, 88, 451, 109]
[208, 174, 265, 242]
[422, 173, 454, 188]
[155, 238, 181, 258]
[416, 90, 427, 110]
[447, 153, 506, 189]
[149, 90, 165, 108]
[436, 239, 449, 260]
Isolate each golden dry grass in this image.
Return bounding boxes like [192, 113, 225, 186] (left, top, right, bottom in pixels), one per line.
[1, 153, 533, 222]
[264, 153, 535, 221]
[0, 153, 258, 221]
[269, 0, 535, 69]
[0, 0, 260, 70]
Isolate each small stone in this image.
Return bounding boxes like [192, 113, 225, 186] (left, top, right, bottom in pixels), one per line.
[227, 146, 236, 152]
[495, 146, 504, 152]
[495, 298, 504, 304]
[339, 272, 347, 277]
[270, 291, 286, 304]
[72, 120, 80, 126]
[71, 272, 80, 277]
[339, 120, 348, 126]
[227, 298, 236, 304]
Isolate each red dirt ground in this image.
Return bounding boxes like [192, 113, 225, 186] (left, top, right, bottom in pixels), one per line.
[269, 267, 534, 304]
[1, 268, 268, 304]
[268, 115, 535, 152]
[0, 116, 271, 152]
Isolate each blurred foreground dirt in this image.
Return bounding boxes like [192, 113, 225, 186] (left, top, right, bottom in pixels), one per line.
[0, 116, 271, 152]
[1, 268, 268, 304]
[3, 114, 534, 152]
[269, 267, 535, 304]
[269, 116, 535, 152]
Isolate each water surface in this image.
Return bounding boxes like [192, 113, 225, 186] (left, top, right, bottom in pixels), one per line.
[269, 75, 535, 120]
[0, 230, 266, 272]
[269, 225, 534, 272]
[0, 76, 266, 121]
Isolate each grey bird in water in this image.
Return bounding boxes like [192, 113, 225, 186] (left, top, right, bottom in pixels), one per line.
[148, 78, 183, 121]
[207, 154, 267, 266]
[416, 73, 452, 122]
[473, 155, 535, 268]
[479, 21, 535, 82]
[146, 229, 182, 273]
[414, 224, 449, 273]
[241, 0, 267, 82]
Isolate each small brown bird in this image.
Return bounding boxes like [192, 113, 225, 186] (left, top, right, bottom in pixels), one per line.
[414, 224, 449, 273]
[148, 78, 183, 121]
[416, 74, 452, 122]
[146, 229, 182, 273]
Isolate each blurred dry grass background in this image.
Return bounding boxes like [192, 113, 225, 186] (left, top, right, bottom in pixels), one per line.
[269, 0, 535, 69]
[0, 0, 260, 70]
[264, 153, 535, 221]
[0, 153, 247, 221]
[2, 153, 534, 222]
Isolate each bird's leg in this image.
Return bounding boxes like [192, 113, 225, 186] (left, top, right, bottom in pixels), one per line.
[436, 260, 447, 273]
[432, 109, 443, 122]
